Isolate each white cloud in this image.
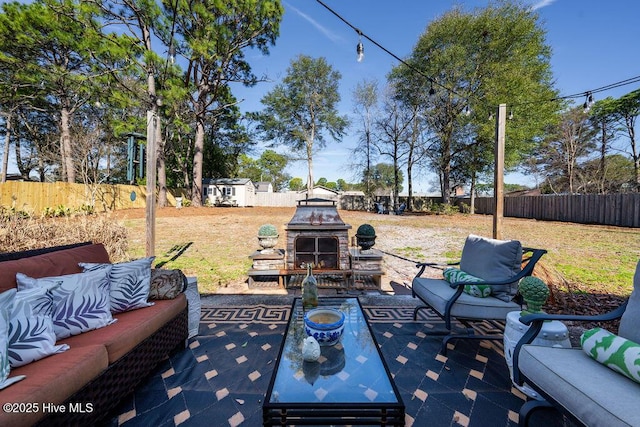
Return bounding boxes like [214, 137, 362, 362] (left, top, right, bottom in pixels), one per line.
[284, 1, 343, 43]
[530, 0, 558, 11]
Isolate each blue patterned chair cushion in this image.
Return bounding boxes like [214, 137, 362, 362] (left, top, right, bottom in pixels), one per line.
[0, 289, 25, 390]
[16, 268, 115, 339]
[80, 257, 155, 313]
[8, 287, 69, 367]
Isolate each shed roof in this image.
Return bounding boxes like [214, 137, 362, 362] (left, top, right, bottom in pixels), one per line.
[202, 178, 252, 186]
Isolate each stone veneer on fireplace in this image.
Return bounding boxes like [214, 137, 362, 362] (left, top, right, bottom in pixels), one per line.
[284, 198, 352, 272]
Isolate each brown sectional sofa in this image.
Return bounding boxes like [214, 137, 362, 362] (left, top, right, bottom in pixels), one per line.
[0, 242, 189, 426]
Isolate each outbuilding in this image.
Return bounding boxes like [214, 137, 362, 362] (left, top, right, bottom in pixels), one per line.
[202, 178, 256, 207]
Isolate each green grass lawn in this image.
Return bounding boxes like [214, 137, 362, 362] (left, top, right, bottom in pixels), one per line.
[117, 207, 639, 295]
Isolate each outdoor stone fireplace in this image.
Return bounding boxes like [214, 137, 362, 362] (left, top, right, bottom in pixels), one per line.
[285, 198, 352, 272]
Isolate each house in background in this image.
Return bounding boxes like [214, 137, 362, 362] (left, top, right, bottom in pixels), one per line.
[202, 178, 256, 207]
[254, 182, 274, 193]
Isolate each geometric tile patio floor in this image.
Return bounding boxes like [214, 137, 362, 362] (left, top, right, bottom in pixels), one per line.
[106, 295, 566, 427]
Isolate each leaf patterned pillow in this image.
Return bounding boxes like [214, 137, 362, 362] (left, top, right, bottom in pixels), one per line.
[80, 257, 155, 313]
[16, 268, 115, 340]
[581, 327, 640, 384]
[8, 287, 69, 367]
[443, 267, 492, 298]
[0, 289, 25, 390]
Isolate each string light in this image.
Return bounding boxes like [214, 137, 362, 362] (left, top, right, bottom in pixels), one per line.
[583, 91, 594, 112]
[356, 32, 364, 62]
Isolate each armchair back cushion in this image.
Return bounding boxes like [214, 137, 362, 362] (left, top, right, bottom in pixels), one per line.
[618, 260, 640, 343]
[459, 234, 523, 302]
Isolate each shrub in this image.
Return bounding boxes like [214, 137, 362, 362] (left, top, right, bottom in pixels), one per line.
[258, 224, 278, 236]
[356, 223, 376, 236]
[0, 213, 129, 262]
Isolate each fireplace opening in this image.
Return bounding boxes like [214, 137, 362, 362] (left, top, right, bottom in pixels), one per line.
[294, 236, 338, 269]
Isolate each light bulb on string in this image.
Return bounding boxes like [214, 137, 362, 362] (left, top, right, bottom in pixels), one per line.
[583, 92, 594, 112]
[356, 35, 364, 62]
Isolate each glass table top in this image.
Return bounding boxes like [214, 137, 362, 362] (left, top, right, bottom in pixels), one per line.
[267, 297, 400, 405]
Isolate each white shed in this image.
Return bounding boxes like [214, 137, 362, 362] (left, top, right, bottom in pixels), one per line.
[202, 178, 256, 207]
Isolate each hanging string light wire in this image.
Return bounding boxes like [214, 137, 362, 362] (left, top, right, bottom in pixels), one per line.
[315, 0, 464, 99]
[314, 0, 640, 113]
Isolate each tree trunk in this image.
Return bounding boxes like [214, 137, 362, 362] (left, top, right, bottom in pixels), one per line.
[1, 114, 10, 183]
[191, 119, 205, 206]
[599, 118, 607, 194]
[306, 126, 315, 196]
[60, 105, 75, 183]
[469, 172, 476, 214]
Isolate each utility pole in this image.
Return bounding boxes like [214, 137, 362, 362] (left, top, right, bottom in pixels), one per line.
[493, 104, 506, 239]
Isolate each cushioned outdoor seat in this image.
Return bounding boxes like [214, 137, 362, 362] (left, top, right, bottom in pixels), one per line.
[513, 259, 640, 427]
[412, 234, 547, 355]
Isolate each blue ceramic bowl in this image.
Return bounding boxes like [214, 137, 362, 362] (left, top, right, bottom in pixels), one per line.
[304, 308, 345, 346]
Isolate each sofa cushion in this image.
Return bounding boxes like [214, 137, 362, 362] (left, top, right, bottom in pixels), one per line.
[80, 257, 155, 313]
[518, 345, 640, 427]
[8, 287, 69, 367]
[459, 234, 522, 302]
[0, 289, 25, 390]
[443, 267, 492, 298]
[0, 243, 110, 293]
[412, 277, 521, 320]
[618, 260, 640, 344]
[16, 269, 115, 339]
[0, 344, 109, 427]
[60, 294, 187, 363]
[581, 327, 640, 384]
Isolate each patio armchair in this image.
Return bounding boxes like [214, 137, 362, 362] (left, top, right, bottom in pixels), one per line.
[374, 202, 388, 214]
[411, 234, 547, 355]
[512, 260, 640, 427]
[394, 203, 406, 215]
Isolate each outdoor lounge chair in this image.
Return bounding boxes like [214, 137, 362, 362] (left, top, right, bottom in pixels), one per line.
[411, 234, 547, 355]
[374, 202, 387, 214]
[512, 260, 640, 427]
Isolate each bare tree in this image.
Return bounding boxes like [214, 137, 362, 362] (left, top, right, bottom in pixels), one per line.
[373, 86, 414, 210]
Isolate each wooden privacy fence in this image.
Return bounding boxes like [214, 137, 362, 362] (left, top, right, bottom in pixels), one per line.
[464, 194, 640, 228]
[0, 181, 178, 214]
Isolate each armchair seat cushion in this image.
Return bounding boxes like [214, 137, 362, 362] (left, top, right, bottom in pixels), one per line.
[412, 277, 521, 320]
[519, 345, 640, 427]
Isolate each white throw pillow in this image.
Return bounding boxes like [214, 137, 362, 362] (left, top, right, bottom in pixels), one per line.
[80, 257, 155, 313]
[16, 268, 116, 339]
[0, 289, 25, 390]
[8, 287, 70, 367]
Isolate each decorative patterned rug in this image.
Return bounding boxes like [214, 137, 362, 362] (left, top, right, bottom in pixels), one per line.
[106, 302, 562, 427]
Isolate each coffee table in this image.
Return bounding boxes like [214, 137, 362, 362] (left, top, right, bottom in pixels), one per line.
[262, 297, 405, 426]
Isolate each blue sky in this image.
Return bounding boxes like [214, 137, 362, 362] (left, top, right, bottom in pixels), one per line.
[233, 0, 640, 192]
